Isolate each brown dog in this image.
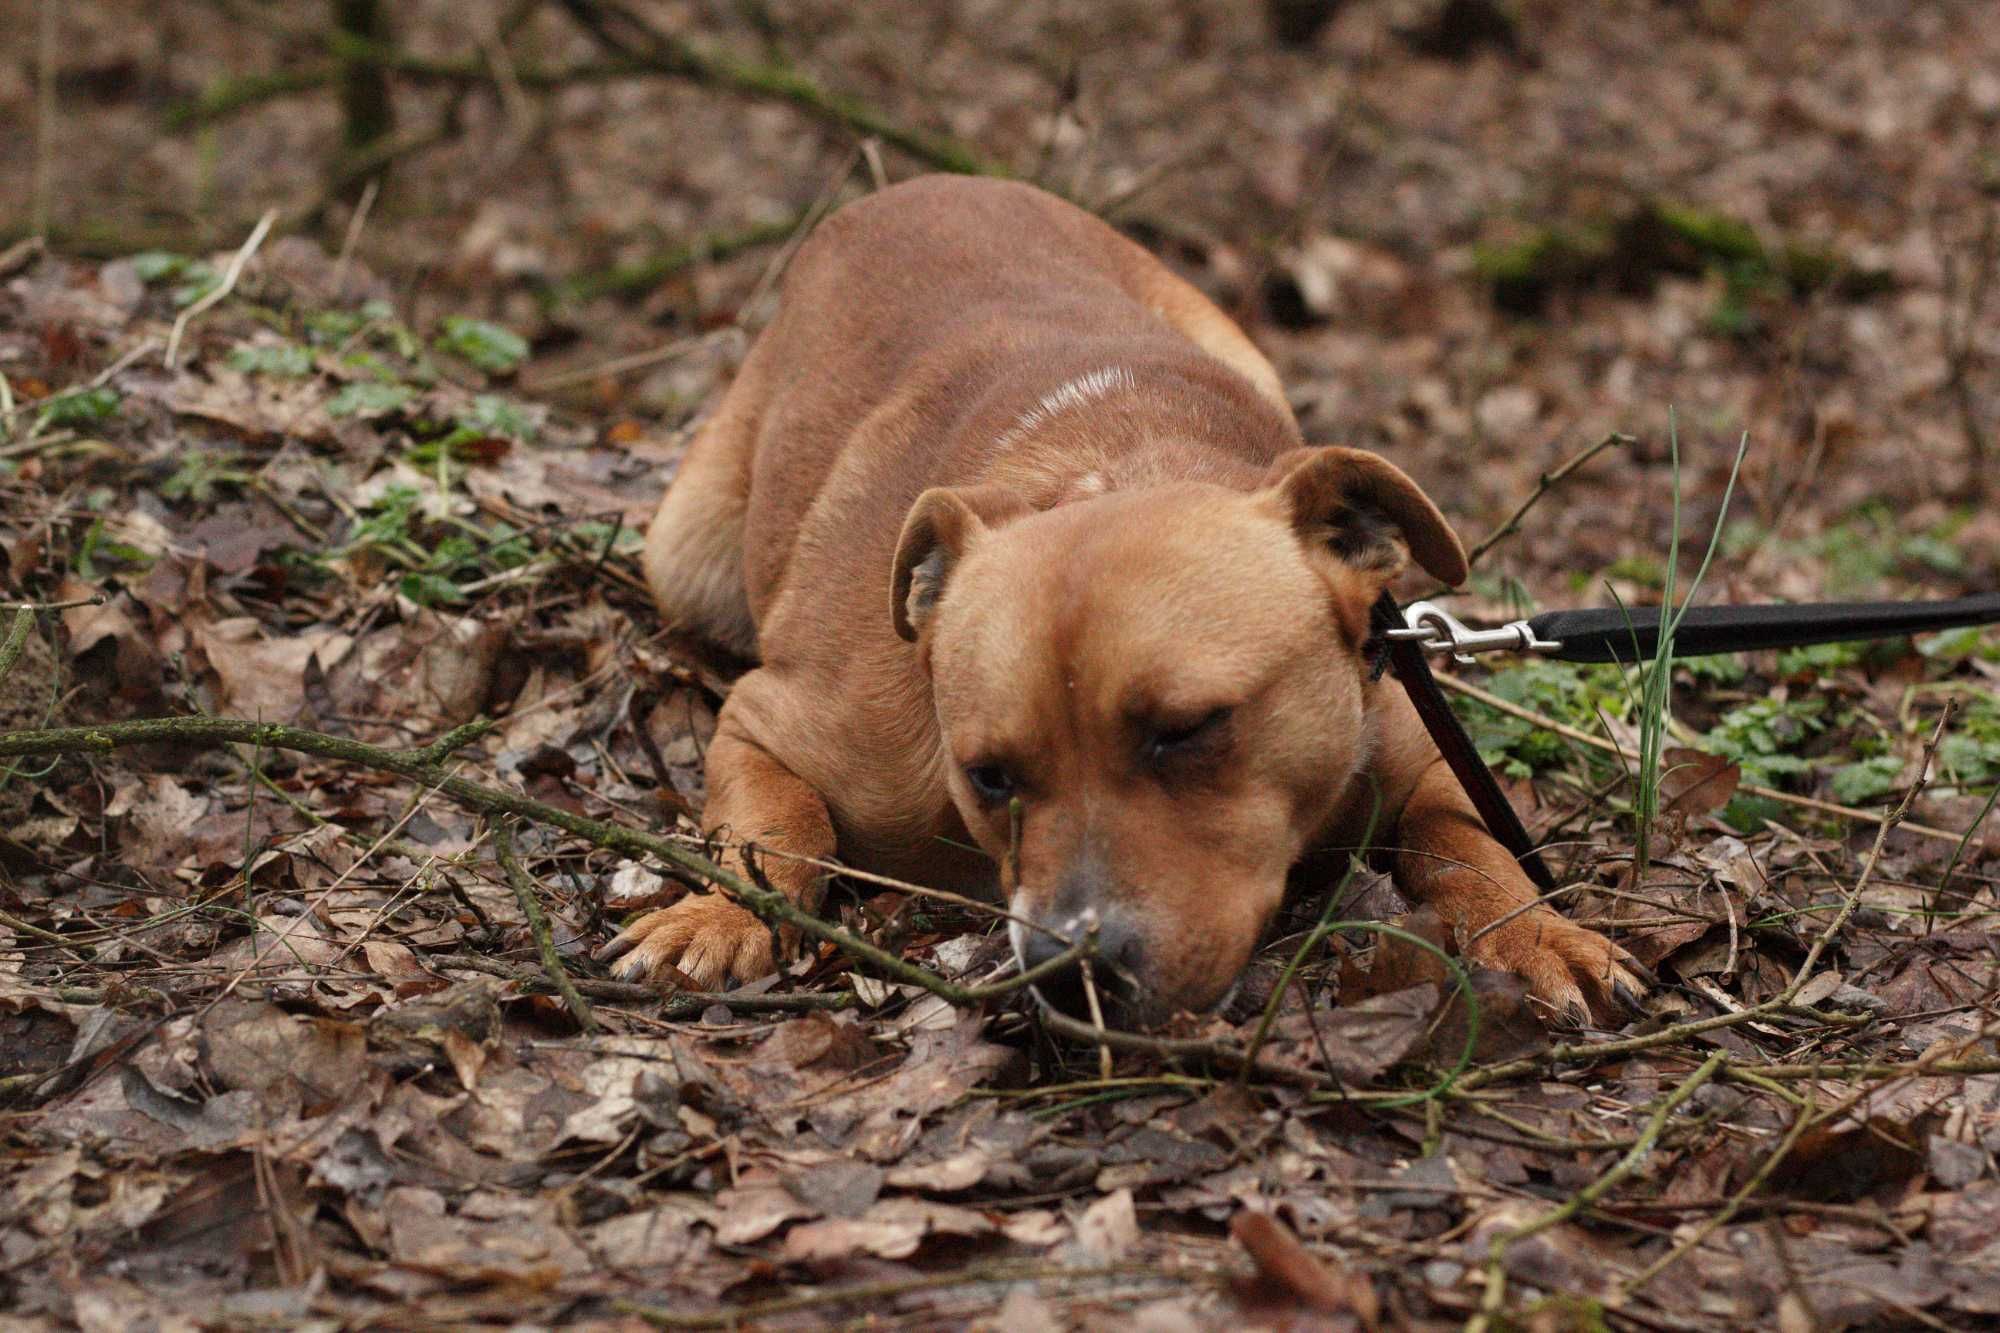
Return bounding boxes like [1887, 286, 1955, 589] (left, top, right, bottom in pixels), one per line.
[603, 175, 1640, 1025]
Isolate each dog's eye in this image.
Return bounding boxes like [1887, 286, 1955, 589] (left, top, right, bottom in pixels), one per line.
[964, 763, 1018, 804]
[1144, 707, 1232, 761]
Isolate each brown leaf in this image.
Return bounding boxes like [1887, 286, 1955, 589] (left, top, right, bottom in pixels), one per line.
[1231, 1208, 1378, 1325]
[1660, 746, 1741, 819]
[1074, 1188, 1139, 1261]
[1340, 906, 1452, 1002]
[105, 774, 210, 876]
[1423, 968, 1549, 1065]
[712, 1177, 820, 1245]
[1764, 1118, 1928, 1203]
[193, 618, 353, 721]
[780, 1197, 991, 1263]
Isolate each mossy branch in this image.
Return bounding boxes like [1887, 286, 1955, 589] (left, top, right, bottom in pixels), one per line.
[553, 0, 1003, 176]
[0, 608, 32, 682]
[557, 211, 809, 304]
[168, 17, 1003, 178]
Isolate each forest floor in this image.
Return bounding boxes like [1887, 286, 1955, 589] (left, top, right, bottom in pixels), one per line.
[3, 1, 1999, 1328]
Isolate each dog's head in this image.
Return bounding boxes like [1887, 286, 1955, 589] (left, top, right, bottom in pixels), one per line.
[891, 446, 1466, 1024]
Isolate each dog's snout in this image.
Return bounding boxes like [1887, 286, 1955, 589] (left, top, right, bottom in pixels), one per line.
[1018, 907, 1145, 1018]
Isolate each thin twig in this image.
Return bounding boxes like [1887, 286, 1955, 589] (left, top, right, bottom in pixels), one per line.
[1779, 700, 1951, 998]
[440, 952, 857, 1015]
[1467, 1050, 1725, 1331]
[1077, 947, 1114, 1081]
[164, 209, 279, 369]
[522, 329, 741, 392]
[330, 176, 379, 300]
[0, 594, 106, 613]
[1463, 431, 1636, 572]
[494, 819, 598, 1032]
[558, 211, 809, 304]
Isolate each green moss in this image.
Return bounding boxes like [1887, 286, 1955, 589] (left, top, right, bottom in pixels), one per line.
[1475, 198, 1887, 317]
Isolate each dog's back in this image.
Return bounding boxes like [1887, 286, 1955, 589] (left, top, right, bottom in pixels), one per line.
[643, 176, 1289, 659]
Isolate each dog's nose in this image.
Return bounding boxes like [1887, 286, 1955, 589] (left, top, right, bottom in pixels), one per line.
[1018, 909, 1144, 1019]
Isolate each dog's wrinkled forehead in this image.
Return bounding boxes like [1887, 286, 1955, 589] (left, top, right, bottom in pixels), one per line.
[930, 486, 1332, 726]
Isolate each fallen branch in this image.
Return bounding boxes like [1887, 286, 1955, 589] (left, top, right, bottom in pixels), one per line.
[555, 0, 1003, 177]
[166, 52, 650, 130]
[441, 952, 857, 1017]
[556, 210, 810, 304]
[169, 16, 1003, 179]
[167, 64, 345, 129]
[0, 714, 1086, 1008]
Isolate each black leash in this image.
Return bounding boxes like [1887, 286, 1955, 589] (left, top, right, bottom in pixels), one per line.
[1370, 593, 1558, 892]
[1370, 590, 2000, 886]
[1525, 593, 2000, 664]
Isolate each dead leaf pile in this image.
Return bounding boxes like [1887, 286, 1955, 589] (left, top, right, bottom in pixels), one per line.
[4, 2, 2000, 1325]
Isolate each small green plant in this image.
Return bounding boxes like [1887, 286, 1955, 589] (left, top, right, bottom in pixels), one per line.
[407, 395, 541, 465]
[435, 316, 528, 374]
[1701, 696, 1824, 788]
[1830, 753, 1905, 804]
[161, 451, 254, 504]
[459, 394, 536, 441]
[330, 485, 538, 606]
[1678, 652, 1746, 684]
[306, 299, 398, 346]
[74, 516, 151, 579]
[1802, 503, 1971, 593]
[1630, 420, 1750, 878]
[328, 381, 415, 418]
[1777, 640, 1863, 677]
[1919, 625, 2000, 663]
[227, 341, 314, 377]
[1462, 660, 1633, 778]
[1603, 553, 1667, 589]
[34, 386, 120, 431]
[131, 251, 222, 306]
[1939, 695, 2000, 789]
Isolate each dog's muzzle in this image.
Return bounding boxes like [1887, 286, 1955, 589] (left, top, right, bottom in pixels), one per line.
[1012, 904, 1146, 1020]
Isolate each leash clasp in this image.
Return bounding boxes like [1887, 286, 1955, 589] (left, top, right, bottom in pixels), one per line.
[1383, 601, 1563, 664]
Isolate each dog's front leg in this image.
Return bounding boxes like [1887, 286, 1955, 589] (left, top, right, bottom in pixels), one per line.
[599, 671, 837, 990]
[1391, 758, 1643, 1024]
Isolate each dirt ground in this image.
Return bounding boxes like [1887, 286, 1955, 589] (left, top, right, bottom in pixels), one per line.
[3, 1, 1999, 1328]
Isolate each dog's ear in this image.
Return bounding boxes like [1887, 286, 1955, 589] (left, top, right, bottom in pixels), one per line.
[1260, 446, 1468, 587]
[891, 484, 1032, 642]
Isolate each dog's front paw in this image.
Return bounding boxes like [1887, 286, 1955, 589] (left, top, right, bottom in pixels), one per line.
[1467, 909, 1646, 1026]
[597, 894, 776, 990]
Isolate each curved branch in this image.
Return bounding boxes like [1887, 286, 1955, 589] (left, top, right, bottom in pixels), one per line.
[553, 0, 1004, 176]
[0, 714, 1076, 1005]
